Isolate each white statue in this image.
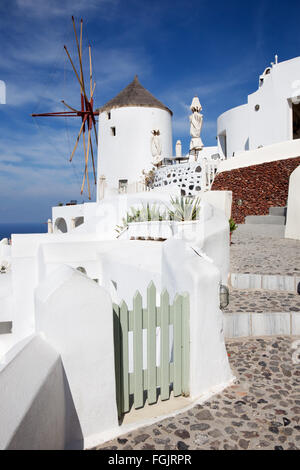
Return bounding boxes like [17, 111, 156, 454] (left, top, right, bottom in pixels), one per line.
[151, 129, 163, 166]
[47, 219, 53, 234]
[175, 140, 182, 157]
[189, 96, 203, 158]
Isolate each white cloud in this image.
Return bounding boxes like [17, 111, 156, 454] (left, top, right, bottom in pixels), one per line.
[3, 22, 151, 108]
[15, 0, 118, 19]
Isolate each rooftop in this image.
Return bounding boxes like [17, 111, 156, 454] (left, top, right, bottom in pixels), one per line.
[97, 75, 173, 115]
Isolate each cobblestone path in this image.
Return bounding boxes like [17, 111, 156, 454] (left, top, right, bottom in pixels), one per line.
[95, 336, 300, 451]
[224, 289, 300, 313]
[230, 226, 300, 276]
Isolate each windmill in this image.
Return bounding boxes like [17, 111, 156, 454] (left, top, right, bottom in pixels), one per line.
[32, 16, 99, 200]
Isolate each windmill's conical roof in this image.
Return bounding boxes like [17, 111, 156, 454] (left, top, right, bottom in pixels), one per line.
[98, 75, 172, 115]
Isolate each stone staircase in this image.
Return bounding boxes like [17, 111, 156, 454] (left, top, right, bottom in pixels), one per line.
[245, 206, 287, 225]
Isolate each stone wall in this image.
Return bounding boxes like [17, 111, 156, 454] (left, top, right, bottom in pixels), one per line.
[212, 156, 300, 223]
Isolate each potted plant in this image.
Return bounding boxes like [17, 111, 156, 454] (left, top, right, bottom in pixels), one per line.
[229, 218, 237, 244]
[168, 196, 201, 222]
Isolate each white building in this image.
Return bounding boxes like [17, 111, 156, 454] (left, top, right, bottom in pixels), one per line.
[217, 55, 300, 159]
[97, 75, 173, 193]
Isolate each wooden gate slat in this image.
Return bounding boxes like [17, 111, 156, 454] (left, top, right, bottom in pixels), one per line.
[120, 300, 130, 413]
[133, 291, 143, 408]
[147, 282, 157, 404]
[182, 292, 190, 396]
[173, 294, 182, 396]
[160, 289, 170, 401]
[113, 303, 122, 418]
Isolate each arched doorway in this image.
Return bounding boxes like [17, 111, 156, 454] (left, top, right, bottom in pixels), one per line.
[55, 217, 67, 233]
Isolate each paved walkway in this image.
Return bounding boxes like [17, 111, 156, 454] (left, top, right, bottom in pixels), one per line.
[95, 336, 300, 450]
[95, 225, 300, 451]
[230, 224, 300, 276]
[228, 224, 300, 313]
[224, 288, 300, 314]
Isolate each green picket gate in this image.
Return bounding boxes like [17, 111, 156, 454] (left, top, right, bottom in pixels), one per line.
[113, 281, 190, 418]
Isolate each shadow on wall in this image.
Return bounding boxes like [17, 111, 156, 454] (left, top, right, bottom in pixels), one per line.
[7, 365, 84, 450]
[62, 367, 84, 450]
[1, 334, 84, 450]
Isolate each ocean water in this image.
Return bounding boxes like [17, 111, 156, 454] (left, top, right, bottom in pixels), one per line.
[0, 223, 47, 240]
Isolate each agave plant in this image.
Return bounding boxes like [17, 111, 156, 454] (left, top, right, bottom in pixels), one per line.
[139, 203, 167, 222]
[168, 196, 201, 222]
[115, 203, 167, 233]
[115, 197, 201, 234]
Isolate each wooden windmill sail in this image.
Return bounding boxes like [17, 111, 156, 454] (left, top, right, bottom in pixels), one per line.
[32, 17, 98, 200]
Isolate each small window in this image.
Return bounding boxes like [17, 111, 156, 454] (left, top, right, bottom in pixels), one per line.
[119, 179, 128, 193]
[74, 216, 84, 228]
[107, 112, 111, 120]
[111, 127, 116, 136]
[0, 321, 12, 335]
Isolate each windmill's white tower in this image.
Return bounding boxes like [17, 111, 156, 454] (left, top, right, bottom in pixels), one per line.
[97, 75, 173, 196]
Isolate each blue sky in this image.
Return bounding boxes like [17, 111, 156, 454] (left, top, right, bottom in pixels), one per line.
[1, 0, 300, 223]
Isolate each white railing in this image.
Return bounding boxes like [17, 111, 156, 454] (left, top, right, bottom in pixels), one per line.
[154, 156, 221, 195]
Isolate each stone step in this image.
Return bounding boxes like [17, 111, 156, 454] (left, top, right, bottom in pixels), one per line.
[224, 311, 300, 338]
[229, 272, 300, 292]
[268, 206, 287, 217]
[245, 215, 286, 225]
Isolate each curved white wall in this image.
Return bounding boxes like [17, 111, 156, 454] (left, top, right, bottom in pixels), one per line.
[0, 335, 71, 450]
[285, 164, 300, 240]
[35, 266, 118, 447]
[217, 104, 249, 158]
[97, 106, 173, 193]
[217, 56, 300, 158]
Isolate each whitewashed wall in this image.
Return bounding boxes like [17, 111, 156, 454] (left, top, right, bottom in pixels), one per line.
[217, 104, 249, 158]
[217, 56, 300, 158]
[217, 139, 300, 173]
[0, 190, 231, 359]
[98, 106, 173, 192]
[201, 190, 232, 220]
[35, 266, 119, 448]
[96, 200, 230, 307]
[0, 272, 14, 357]
[52, 203, 85, 233]
[285, 164, 300, 240]
[161, 238, 234, 398]
[0, 334, 82, 450]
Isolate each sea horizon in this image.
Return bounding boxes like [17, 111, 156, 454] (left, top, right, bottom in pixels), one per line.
[0, 222, 47, 240]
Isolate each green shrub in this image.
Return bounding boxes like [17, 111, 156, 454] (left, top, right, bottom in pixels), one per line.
[229, 218, 237, 232]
